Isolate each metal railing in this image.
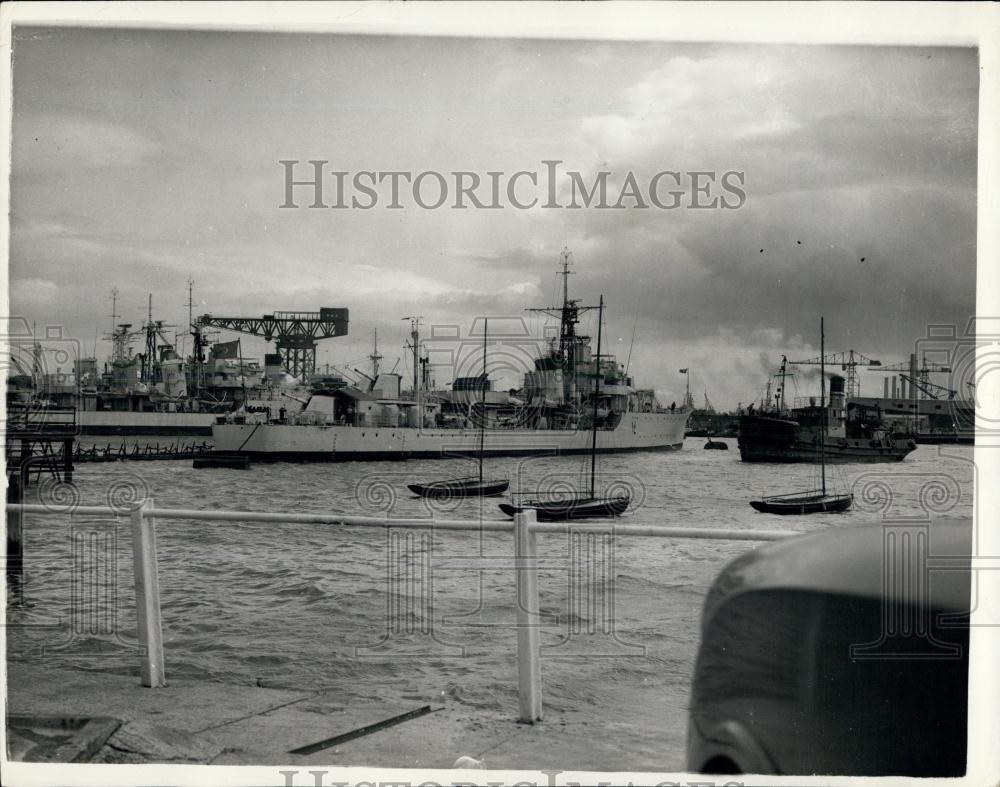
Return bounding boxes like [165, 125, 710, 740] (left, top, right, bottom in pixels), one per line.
[5, 500, 795, 723]
[5, 404, 78, 435]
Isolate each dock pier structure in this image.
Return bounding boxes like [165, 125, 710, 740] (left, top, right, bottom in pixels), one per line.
[5, 404, 77, 483]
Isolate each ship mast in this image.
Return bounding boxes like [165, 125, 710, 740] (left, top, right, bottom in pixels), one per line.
[590, 295, 604, 498]
[369, 329, 382, 380]
[110, 287, 119, 359]
[187, 278, 199, 398]
[143, 294, 155, 384]
[556, 247, 578, 362]
[402, 316, 423, 395]
[820, 317, 826, 495]
[777, 355, 788, 414]
[525, 248, 598, 405]
[480, 318, 488, 488]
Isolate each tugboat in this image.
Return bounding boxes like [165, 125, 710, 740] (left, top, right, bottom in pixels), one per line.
[739, 357, 916, 464]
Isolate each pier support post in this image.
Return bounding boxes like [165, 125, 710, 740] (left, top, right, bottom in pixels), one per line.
[514, 509, 543, 723]
[6, 474, 24, 604]
[130, 498, 165, 687]
[62, 438, 73, 482]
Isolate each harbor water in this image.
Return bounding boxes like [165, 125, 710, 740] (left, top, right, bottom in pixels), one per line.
[7, 439, 975, 739]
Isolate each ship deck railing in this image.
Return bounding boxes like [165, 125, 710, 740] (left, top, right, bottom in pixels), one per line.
[5, 498, 795, 724]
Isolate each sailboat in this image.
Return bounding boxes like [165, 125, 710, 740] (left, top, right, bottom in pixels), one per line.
[750, 317, 854, 515]
[499, 294, 631, 521]
[407, 318, 510, 500]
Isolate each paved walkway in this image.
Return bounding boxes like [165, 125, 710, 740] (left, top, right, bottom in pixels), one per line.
[6, 662, 688, 772]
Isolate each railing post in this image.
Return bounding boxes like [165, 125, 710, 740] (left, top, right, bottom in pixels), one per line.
[130, 497, 165, 687]
[514, 509, 542, 723]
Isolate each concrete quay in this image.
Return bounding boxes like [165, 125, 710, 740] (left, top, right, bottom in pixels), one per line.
[5, 661, 688, 773]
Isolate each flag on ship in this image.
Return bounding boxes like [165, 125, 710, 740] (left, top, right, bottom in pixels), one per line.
[212, 339, 240, 359]
[679, 368, 688, 373]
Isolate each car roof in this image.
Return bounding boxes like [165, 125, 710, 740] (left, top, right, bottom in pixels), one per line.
[702, 518, 972, 625]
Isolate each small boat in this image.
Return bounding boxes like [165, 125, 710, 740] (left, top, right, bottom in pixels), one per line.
[704, 438, 728, 450]
[500, 292, 631, 521]
[750, 317, 853, 516]
[408, 476, 509, 499]
[499, 496, 630, 521]
[749, 490, 853, 515]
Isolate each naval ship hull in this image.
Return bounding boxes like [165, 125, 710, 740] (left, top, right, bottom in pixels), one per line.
[211, 410, 688, 461]
[77, 411, 214, 436]
[738, 416, 916, 463]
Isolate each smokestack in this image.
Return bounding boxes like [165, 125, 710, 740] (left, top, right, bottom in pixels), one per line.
[829, 375, 846, 410]
[892, 376, 898, 399]
[883, 377, 889, 399]
[901, 378, 907, 399]
[264, 353, 283, 384]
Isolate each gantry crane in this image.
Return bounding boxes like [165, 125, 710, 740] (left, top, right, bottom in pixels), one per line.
[197, 308, 349, 380]
[788, 349, 881, 399]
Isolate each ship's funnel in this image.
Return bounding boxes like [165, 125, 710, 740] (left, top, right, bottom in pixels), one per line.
[265, 353, 284, 384]
[829, 374, 846, 410]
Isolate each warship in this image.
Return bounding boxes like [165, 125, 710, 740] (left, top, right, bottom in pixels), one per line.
[211, 255, 689, 461]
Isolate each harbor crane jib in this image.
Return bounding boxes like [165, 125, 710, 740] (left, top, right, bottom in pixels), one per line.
[873, 354, 956, 400]
[789, 348, 881, 399]
[197, 308, 349, 381]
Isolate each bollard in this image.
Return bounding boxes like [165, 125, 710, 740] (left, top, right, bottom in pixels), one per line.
[514, 509, 543, 723]
[130, 498, 166, 687]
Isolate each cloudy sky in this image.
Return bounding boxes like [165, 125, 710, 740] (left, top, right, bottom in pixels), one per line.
[8, 27, 978, 408]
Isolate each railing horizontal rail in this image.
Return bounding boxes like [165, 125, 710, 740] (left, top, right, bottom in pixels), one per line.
[6, 498, 798, 716]
[4, 503, 795, 541]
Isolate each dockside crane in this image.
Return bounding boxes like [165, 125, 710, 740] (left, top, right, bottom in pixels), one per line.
[897, 374, 958, 401]
[788, 349, 881, 399]
[872, 354, 955, 400]
[197, 308, 349, 381]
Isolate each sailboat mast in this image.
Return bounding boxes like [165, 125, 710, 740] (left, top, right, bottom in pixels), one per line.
[820, 317, 826, 495]
[778, 355, 787, 414]
[590, 295, 604, 498]
[480, 318, 487, 488]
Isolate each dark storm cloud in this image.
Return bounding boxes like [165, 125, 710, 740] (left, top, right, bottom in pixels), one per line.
[7, 29, 978, 407]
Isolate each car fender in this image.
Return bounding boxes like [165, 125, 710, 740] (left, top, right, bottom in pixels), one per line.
[689, 717, 779, 775]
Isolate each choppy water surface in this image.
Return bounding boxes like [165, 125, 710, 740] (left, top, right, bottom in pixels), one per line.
[7, 439, 974, 728]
